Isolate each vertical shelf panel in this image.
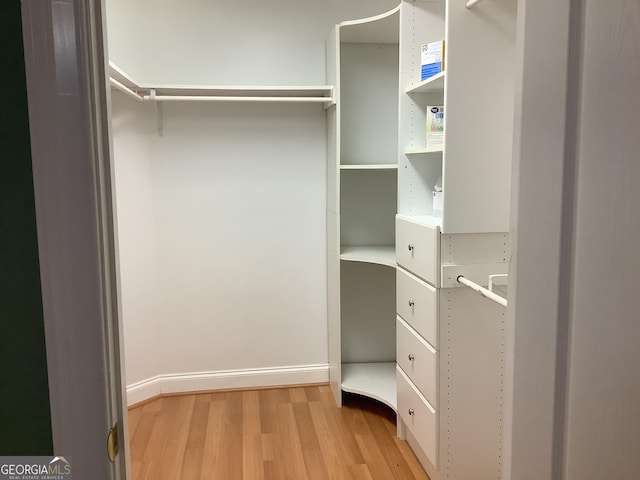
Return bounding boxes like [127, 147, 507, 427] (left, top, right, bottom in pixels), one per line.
[441, 0, 517, 234]
[326, 26, 342, 406]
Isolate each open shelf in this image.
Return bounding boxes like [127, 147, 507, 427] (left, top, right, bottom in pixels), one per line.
[340, 164, 398, 170]
[406, 71, 445, 94]
[339, 5, 400, 44]
[405, 147, 444, 155]
[341, 362, 397, 411]
[396, 214, 443, 229]
[109, 62, 334, 104]
[340, 246, 396, 267]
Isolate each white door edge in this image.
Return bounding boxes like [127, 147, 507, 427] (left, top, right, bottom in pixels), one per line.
[21, 0, 128, 478]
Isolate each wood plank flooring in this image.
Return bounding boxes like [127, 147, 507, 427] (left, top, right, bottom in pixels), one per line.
[128, 385, 430, 480]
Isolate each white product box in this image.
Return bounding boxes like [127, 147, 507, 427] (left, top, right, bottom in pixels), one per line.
[426, 106, 445, 150]
[421, 41, 445, 81]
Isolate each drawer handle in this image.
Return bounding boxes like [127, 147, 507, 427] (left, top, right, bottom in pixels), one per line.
[407, 244, 414, 252]
[408, 408, 415, 416]
[408, 300, 415, 307]
[408, 353, 415, 361]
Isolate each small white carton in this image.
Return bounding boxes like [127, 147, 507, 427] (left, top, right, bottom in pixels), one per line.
[426, 106, 445, 150]
[421, 41, 445, 81]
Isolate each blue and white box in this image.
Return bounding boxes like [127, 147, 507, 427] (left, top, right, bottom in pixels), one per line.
[421, 41, 445, 81]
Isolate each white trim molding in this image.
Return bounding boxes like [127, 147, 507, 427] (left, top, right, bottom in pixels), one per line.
[22, 0, 128, 478]
[126, 364, 330, 406]
[503, 0, 576, 479]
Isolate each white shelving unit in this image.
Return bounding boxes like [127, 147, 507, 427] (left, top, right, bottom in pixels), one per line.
[326, 7, 400, 411]
[394, 1, 516, 479]
[326, 1, 516, 479]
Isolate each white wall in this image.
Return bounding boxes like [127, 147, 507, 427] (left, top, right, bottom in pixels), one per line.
[110, 92, 159, 385]
[106, 0, 399, 402]
[106, 0, 399, 84]
[104, 0, 143, 78]
[111, 94, 331, 402]
[150, 101, 328, 375]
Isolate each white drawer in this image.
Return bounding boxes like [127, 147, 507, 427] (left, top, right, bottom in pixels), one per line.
[396, 317, 438, 408]
[395, 216, 440, 286]
[396, 268, 438, 348]
[397, 366, 438, 469]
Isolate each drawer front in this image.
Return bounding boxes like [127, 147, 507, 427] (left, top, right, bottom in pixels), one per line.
[395, 217, 440, 286]
[396, 317, 438, 408]
[396, 268, 438, 348]
[397, 366, 438, 468]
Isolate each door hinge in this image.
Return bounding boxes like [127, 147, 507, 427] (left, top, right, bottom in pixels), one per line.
[107, 422, 119, 462]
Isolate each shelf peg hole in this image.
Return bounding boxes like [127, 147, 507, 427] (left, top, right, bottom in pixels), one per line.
[408, 300, 415, 307]
[408, 244, 414, 252]
[408, 353, 415, 361]
[408, 408, 415, 416]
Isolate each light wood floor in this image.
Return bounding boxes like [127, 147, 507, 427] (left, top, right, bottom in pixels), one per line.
[128, 384, 430, 480]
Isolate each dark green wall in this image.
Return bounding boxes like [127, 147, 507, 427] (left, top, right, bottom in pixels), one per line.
[0, 2, 53, 454]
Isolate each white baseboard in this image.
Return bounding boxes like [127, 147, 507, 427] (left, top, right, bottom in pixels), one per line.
[126, 363, 329, 406]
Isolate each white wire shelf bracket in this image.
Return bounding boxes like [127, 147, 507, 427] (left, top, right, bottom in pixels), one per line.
[457, 275, 507, 308]
[488, 274, 508, 293]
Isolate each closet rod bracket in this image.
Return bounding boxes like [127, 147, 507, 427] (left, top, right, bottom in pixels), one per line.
[151, 88, 164, 137]
[457, 275, 507, 308]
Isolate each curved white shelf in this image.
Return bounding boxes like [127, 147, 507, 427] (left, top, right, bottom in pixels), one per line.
[340, 164, 398, 170]
[109, 62, 333, 104]
[341, 362, 397, 411]
[340, 246, 396, 267]
[405, 147, 444, 155]
[406, 71, 445, 94]
[396, 214, 442, 229]
[339, 5, 401, 44]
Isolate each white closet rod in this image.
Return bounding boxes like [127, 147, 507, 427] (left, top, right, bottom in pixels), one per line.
[109, 77, 143, 102]
[140, 95, 332, 103]
[465, 0, 485, 8]
[457, 275, 507, 307]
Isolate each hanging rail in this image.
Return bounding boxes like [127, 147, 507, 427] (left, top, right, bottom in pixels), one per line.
[457, 275, 507, 307]
[466, 0, 486, 8]
[139, 94, 332, 103]
[109, 72, 333, 105]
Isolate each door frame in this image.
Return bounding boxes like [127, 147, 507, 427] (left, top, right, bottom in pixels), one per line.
[503, 0, 580, 479]
[21, 0, 129, 478]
